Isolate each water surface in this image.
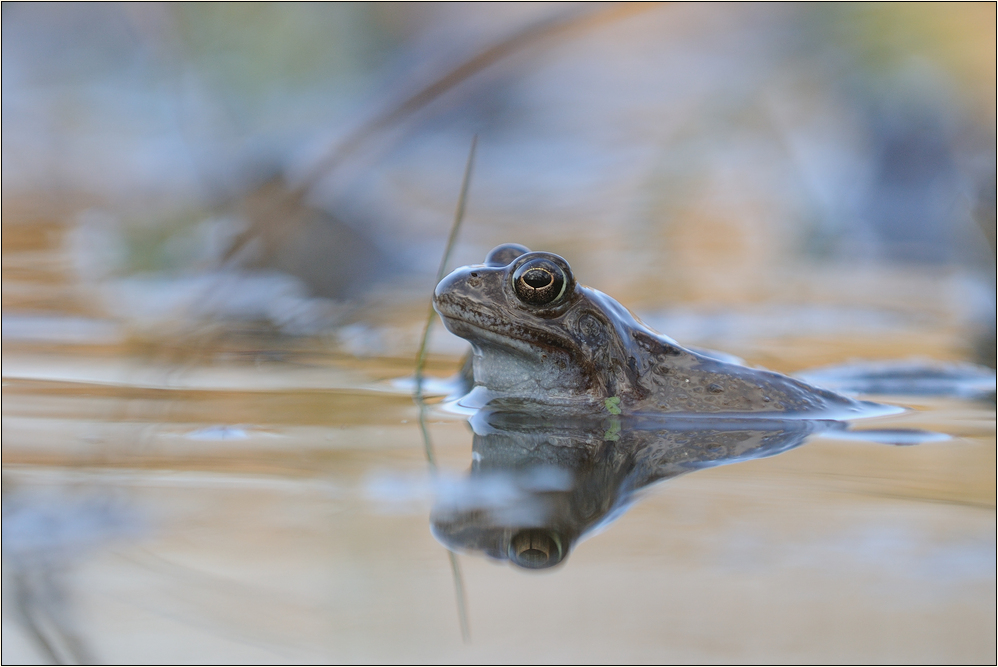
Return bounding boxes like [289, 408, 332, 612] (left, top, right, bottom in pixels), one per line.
[2, 221, 994, 663]
[2, 4, 995, 661]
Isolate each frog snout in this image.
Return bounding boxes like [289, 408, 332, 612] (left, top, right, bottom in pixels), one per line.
[434, 265, 501, 304]
[434, 267, 461, 300]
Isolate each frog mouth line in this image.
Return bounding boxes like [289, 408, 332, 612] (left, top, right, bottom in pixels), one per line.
[436, 305, 578, 356]
[434, 293, 523, 341]
[438, 312, 544, 348]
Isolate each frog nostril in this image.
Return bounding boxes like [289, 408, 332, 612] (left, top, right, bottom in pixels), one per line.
[470, 272, 478, 278]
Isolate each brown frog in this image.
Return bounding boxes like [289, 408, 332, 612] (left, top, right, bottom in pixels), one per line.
[433, 244, 888, 418]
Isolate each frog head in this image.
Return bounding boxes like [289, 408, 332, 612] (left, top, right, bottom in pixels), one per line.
[434, 244, 648, 407]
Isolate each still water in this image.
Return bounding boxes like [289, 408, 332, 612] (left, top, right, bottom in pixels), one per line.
[2, 206, 995, 664]
[3, 4, 995, 664]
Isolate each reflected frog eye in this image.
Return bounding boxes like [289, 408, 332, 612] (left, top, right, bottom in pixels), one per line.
[512, 257, 571, 306]
[508, 529, 564, 569]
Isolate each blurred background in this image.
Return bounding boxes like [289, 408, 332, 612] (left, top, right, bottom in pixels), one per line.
[2, 3, 995, 664]
[3, 2, 995, 362]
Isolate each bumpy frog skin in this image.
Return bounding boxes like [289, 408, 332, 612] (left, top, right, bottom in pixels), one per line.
[434, 244, 884, 417]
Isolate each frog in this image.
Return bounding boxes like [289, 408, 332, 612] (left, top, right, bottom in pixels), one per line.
[433, 244, 891, 418]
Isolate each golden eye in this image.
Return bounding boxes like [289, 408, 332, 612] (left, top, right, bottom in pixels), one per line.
[512, 258, 569, 306]
[508, 529, 564, 569]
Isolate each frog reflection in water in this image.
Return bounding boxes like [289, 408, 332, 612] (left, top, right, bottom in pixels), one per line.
[432, 413, 822, 570]
[434, 244, 887, 417]
[430, 245, 926, 570]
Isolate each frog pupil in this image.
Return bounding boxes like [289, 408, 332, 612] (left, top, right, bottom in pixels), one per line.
[523, 269, 552, 288]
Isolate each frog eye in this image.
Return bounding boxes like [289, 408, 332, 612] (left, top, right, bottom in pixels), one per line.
[485, 243, 530, 267]
[508, 529, 564, 569]
[512, 256, 572, 306]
